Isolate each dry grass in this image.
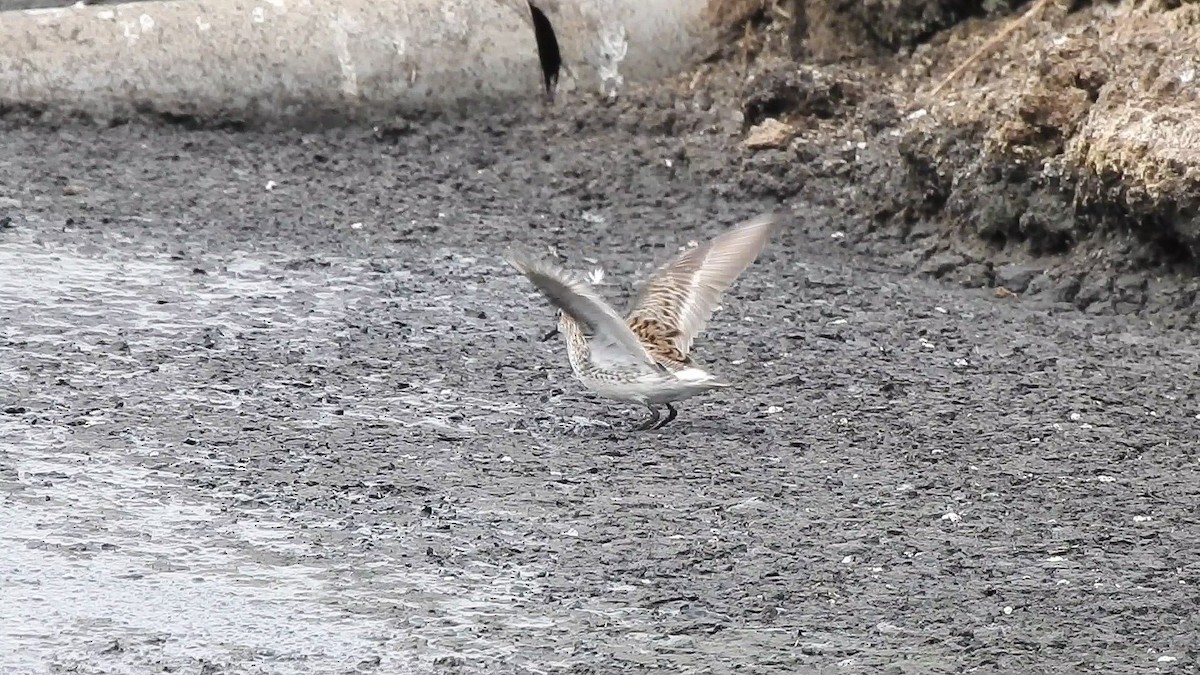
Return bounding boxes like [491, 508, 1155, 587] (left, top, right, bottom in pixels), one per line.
[926, 0, 1056, 99]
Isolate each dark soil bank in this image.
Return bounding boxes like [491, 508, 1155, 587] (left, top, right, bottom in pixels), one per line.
[764, 0, 1200, 321]
[2, 107, 1199, 674]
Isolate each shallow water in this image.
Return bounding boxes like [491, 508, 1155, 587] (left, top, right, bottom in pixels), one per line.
[0, 231, 569, 673]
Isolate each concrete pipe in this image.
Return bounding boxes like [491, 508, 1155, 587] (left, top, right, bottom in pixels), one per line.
[0, 0, 756, 126]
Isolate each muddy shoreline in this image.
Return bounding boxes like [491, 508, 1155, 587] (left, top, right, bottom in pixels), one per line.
[3, 1, 1200, 673]
[2, 106, 1199, 673]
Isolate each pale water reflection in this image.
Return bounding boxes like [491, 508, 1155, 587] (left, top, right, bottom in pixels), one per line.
[0, 231, 573, 674]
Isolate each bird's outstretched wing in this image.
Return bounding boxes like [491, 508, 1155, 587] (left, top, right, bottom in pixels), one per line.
[506, 251, 659, 372]
[626, 212, 781, 362]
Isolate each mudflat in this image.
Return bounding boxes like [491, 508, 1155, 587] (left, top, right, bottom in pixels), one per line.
[1, 109, 1197, 674]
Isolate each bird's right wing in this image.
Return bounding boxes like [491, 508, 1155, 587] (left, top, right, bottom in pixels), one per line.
[506, 251, 659, 372]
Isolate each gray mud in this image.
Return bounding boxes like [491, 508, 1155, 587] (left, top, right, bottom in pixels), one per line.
[1, 116, 1199, 675]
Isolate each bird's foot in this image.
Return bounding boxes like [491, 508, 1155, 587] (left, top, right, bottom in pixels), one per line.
[651, 403, 678, 430]
[631, 403, 679, 431]
[632, 405, 661, 431]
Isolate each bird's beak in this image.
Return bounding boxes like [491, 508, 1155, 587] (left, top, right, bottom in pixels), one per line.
[540, 326, 560, 342]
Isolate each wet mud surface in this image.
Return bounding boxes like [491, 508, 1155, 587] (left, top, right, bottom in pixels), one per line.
[2, 116, 1199, 674]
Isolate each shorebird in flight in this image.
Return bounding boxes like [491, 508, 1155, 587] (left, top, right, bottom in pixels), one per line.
[507, 212, 781, 430]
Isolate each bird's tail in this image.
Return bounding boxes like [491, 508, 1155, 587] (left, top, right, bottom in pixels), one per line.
[674, 367, 731, 387]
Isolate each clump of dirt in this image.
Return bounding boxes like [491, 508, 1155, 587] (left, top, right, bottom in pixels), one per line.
[728, 0, 1199, 322]
[904, 0, 1200, 313]
[1067, 5, 1200, 260]
[793, 0, 1026, 59]
[742, 64, 863, 126]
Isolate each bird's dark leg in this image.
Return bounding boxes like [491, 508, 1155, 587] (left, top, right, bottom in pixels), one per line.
[633, 404, 660, 431]
[652, 403, 678, 430]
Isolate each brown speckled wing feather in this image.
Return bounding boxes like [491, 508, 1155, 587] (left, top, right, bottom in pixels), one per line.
[626, 212, 780, 362]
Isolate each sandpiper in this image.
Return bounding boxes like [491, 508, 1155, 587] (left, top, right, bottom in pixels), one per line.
[506, 212, 781, 430]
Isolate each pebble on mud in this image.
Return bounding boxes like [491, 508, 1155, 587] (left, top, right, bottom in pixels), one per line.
[744, 118, 795, 150]
[995, 264, 1043, 294]
[918, 252, 966, 278]
[957, 262, 992, 288]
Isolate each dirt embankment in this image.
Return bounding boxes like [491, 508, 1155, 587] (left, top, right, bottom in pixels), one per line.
[726, 0, 1199, 322]
[2, 0, 1194, 320]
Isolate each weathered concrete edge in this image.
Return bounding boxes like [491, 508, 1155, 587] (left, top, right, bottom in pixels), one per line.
[0, 0, 742, 126]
